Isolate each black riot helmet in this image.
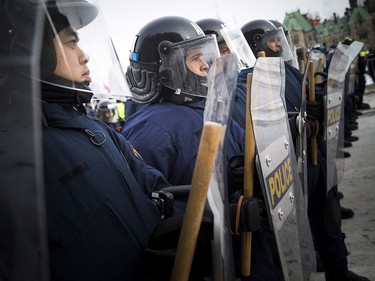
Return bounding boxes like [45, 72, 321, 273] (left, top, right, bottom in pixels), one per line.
[241, 19, 277, 56]
[96, 100, 116, 122]
[95, 100, 124, 132]
[270, 19, 300, 68]
[196, 18, 256, 70]
[195, 18, 227, 44]
[241, 19, 293, 62]
[126, 16, 220, 104]
[269, 20, 289, 37]
[6, 0, 130, 105]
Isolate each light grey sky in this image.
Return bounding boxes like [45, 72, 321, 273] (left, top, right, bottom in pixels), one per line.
[98, 0, 350, 68]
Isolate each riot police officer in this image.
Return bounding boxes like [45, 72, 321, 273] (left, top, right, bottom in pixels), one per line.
[195, 17, 255, 129]
[197, 17, 320, 281]
[241, 19, 370, 281]
[5, 0, 174, 280]
[122, 16, 244, 186]
[95, 100, 124, 132]
[122, 16, 282, 281]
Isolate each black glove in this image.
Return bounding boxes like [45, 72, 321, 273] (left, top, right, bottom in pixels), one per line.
[230, 196, 260, 234]
[228, 154, 244, 194]
[306, 100, 324, 122]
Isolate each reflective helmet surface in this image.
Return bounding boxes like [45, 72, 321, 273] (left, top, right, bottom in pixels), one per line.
[126, 16, 219, 104]
[241, 19, 294, 62]
[196, 18, 256, 70]
[241, 19, 278, 55]
[95, 100, 124, 131]
[96, 100, 116, 120]
[196, 18, 227, 43]
[269, 20, 289, 37]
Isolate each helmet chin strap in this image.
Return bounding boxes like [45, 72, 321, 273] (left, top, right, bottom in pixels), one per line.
[160, 85, 203, 105]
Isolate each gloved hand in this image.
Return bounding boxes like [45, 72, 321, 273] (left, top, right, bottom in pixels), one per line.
[306, 100, 324, 122]
[228, 154, 244, 194]
[230, 196, 260, 234]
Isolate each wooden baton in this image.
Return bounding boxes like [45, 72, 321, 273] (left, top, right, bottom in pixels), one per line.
[171, 121, 223, 281]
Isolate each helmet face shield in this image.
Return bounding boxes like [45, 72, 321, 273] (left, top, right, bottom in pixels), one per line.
[158, 34, 220, 98]
[42, 0, 131, 101]
[219, 24, 256, 70]
[260, 27, 294, 61]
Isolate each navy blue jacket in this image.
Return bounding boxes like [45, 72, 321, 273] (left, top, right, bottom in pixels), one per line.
[121, 99, 286, 280]
[42, 102, 169, 281]
[232, 73, 248, 129]
[121, 99, 244, 186]
[284, 62, 303, 112]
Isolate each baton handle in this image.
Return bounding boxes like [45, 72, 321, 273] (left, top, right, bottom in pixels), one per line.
[258, 51, 266, 58]
[242, 73, 255, 276]
[171, 121, 223, 281]
[308, 60, 318, 166]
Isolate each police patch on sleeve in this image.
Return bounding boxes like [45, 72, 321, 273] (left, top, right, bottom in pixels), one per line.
[129, 144, 144, 160]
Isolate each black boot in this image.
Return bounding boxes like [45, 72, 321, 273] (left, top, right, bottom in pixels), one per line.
[338, 191, 344, 200]
[325, 270, 371, 281]
[341, 206, 355, 219]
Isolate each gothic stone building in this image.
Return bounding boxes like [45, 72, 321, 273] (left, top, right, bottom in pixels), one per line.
[283, 0, 375, 51]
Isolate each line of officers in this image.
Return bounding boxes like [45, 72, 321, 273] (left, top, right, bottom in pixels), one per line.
[0, 0, 372, 281]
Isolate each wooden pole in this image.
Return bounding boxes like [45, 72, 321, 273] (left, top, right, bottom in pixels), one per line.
[241, 73, 256, 276]
[171, 121, 223, 281]
[315, 57, 324, 84]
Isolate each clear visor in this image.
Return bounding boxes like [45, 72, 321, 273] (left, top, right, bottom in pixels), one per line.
[261, 27, 294, 62]
[219, 23, 256, 70]
[158, 34, 220, 98]
[43, 0, 131, 101]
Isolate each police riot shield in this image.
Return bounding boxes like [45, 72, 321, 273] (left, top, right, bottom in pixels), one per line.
[205, 53, 238, 281]
[325, 41, 363, 192]
[345, 57, 358, 97]
[251, 57, 316, 281]
[219, 23, 257, 71]
[296, 62, 309, 209]
[0, 1, 49, 280]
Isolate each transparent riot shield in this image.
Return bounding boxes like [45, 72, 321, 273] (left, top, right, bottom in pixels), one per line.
[251, 57, 316, 281]
[205, 53, 238, 281]
[309, 49, 326, 72]
[296, 62, 309, 209]
[346, 57, 358, 97]
[0, 1, 49, 280]
[325, 41, 363, 192]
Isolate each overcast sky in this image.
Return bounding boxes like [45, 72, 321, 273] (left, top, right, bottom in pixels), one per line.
[98, 0, 351, 68]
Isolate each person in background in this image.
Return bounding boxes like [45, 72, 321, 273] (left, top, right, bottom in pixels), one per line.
[95, 100, 125, 132]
